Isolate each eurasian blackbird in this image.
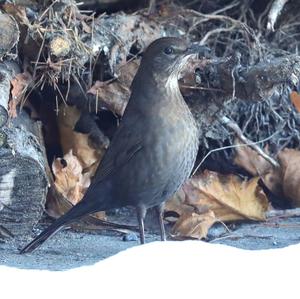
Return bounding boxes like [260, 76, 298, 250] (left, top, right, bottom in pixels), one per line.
[20, 37, 201, 253]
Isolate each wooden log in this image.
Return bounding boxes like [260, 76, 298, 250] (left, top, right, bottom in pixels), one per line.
[0, 11, 19, 59]
[0, 62, 19, 128]
[0, 110, 48, 238]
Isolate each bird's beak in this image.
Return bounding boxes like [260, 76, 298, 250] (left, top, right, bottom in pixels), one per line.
[172, 42, 211, 74]
[185, 42, 211, 59]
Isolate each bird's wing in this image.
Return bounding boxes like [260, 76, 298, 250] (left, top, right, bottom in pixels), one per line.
[90, 112, 144, 184]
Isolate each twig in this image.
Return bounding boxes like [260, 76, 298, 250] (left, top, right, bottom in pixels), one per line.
[200, 26, 236, 45]
[192, 125, 279, 175]
[179, 85, 224, 92]
[210, 1, 240, 15]
[32, 34, 45, 80]
[267, 0, 289, 31]
[38, 0, 59, 21]
[210, 233, 273, 243]
[266, 208, 300, 219]
[188, 9, 243, 26]
[220, 116, 280, 168]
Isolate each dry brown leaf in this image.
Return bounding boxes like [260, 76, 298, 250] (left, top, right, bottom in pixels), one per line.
[290, 91, 300, 112]
[57, 104, 104, 171]
[88, 60, 139, 116]
[8, 98, 18, 118]
[52, 150, 106, 220]
[165, 189, 193, 217]
[167, 170, 268, 239]
[234, 144, 300, 207]
[184, 171, 269, 221]
[54, 105, 107, 220]
[52, 150, 85, 205]
[234, 146, 300, 207]
[278, 148, 300, 206]
[234, 142, 283, 197]
[88, 80, 129, 116]
[171, 210, 217, 240]
[234, 142, 266, 176]
[9, 72, 32, 118]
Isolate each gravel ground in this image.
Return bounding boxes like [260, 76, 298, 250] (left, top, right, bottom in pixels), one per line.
[1, 215, 300, 271]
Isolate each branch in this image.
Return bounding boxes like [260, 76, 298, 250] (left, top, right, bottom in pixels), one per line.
[267, 0, 289, 31]
[266, 208, 300, 218]
[220, 116, 280, 168]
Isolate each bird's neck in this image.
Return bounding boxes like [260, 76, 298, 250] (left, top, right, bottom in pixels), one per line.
[129, 65, 195, 126]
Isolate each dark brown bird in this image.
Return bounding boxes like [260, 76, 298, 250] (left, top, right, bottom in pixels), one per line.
[20, 37, 201, 253]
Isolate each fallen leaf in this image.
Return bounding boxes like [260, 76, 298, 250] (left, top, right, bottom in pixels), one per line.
[88, 59, 139, 116]
[51, 150, 106, 220]
[185, 171, 269, 221]
[165, 189, 193, 219]
[52, 150, 85, 205]
[234, 144, 300, 207]
[88, 80, 129, 116]
[278, 148, 300, 206]
[171, 210, 217, 240]
[167, 170, 269, 239]
[57, 104, 105, 170]
[9, 72, 32, 118]
[290, 91, 300, 112]
[233, 141, 269, 176]
[234, 141, 283, 197]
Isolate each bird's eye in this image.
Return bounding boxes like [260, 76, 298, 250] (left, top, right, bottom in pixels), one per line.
[164, 46, 174, 55]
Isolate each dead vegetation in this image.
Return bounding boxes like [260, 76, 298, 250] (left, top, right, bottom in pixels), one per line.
[0, 0, 300, 242]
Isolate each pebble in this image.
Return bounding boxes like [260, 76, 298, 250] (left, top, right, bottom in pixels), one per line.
[122, 232, 138, 242]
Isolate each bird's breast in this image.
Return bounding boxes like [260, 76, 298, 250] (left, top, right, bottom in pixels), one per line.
[142, 102, 199, 192]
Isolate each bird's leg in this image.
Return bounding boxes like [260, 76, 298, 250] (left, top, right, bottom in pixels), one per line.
[136, 205, 147, 244]
[156, 203, 166, 241]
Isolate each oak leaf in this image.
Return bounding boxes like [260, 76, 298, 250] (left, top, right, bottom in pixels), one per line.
[184, 171, 269, 221]
[171, 210, 216, 240]
[167, 170, 268, 239]
[51, 150, 106, 220]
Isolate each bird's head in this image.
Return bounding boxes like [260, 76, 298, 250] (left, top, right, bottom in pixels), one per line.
[140, 37, 208, 79]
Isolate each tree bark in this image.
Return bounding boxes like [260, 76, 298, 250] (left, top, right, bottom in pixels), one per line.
[0, 111, 48, 238]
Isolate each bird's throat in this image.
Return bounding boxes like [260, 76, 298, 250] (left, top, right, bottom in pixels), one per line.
[166, 73, 181, 97]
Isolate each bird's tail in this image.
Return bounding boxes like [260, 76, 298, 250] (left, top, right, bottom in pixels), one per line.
[20, 198, 105, 254]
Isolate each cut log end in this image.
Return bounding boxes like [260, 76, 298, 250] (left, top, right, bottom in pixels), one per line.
[0, 12, 19, 58]
[50, 36, 71, 58]
[0, 112, 48, 237]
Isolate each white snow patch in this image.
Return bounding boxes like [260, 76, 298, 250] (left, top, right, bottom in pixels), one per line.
[1, 241, 299, 298]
